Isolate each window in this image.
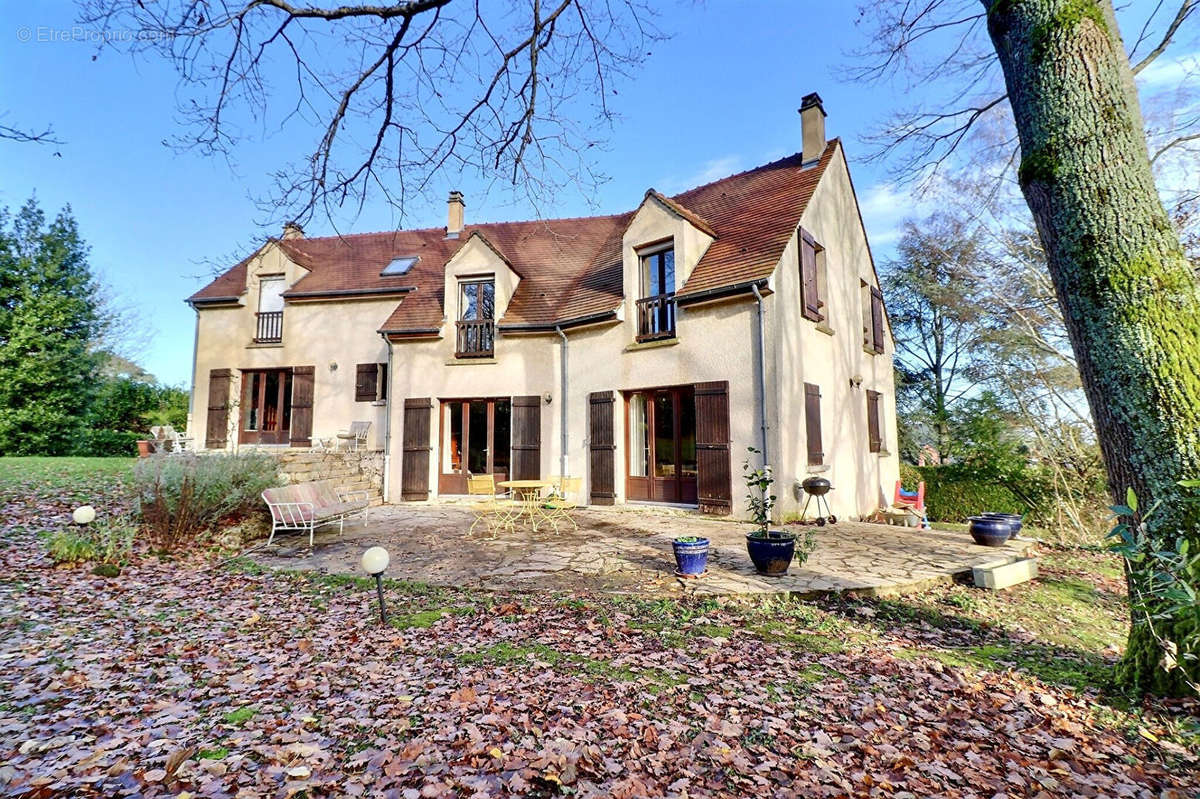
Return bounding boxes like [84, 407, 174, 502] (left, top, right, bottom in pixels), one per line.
[799, 229, 825, 323]
[861, 280, 885, 354]
[867, 390, 884, 453]
[636, 244, 676, 340]
[381, 256, 419, 276]
[255, 277, 285, 343]
[355, 362, 388, 402]
[456, 278, 495, 357]
[804, 383, 823, 466]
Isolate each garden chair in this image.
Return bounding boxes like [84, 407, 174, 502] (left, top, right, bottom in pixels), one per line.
[336, 421, 371, 451]
[466, 474, 516, 538]
[543, 476, 582, 532]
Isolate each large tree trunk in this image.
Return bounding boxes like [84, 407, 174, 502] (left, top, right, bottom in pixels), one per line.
[984, 0, 1200, 695]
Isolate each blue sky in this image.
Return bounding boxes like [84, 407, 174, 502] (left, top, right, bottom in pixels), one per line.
[1, 0, 1191, 386]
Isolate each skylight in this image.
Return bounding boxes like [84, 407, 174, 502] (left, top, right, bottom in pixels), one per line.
[381, 256, 418, 276]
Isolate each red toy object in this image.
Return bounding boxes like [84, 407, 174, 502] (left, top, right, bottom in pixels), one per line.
[894, 480, 925, 513]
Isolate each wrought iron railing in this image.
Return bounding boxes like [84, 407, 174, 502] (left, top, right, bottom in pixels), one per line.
[636, 293, 676, 341]
[254, 311, 283, 343]
[456, 318, 495, 357]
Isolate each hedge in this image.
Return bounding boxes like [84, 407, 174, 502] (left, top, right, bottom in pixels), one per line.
[899, 462, 1035, 524]
[73, 429, 142, 457]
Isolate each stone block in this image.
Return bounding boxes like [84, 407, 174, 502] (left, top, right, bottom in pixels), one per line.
[973, 557, 1038, 590]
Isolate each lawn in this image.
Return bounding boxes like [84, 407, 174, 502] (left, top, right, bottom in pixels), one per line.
[0, 457, 1197, 797]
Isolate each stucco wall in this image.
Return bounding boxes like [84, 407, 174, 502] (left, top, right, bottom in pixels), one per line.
[187, 243, 397, 452]
[769, 147, 901, 520]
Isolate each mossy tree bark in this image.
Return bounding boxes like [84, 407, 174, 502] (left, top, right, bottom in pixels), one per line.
[984, 0, 1200, 695]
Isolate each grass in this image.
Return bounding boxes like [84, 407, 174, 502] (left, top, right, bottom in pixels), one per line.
[222, 706, 256, 725]
[0, 457, 133, 505]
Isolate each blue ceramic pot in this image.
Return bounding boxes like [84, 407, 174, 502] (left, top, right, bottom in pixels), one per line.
[982, 512, 1023, 539]
[745, 532, 796, 576]
[968, 516, 1013, 547]
[673, 537, 710, 576]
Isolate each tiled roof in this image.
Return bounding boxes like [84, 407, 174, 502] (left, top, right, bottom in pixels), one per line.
[188, 140, 840, 330]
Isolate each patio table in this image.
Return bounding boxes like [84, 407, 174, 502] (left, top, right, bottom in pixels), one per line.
[497, 479, 556, 531]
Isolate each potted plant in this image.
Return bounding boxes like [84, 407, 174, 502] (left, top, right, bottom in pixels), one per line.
[672, 535, 709, 577]
[743, 448, 798, 576]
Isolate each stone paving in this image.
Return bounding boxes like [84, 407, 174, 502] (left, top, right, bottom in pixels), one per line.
[254, 503, 1032, 598]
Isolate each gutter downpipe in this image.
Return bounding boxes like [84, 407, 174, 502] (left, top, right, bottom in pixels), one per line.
[556, 326, 569, 483]
[750, 284, 769, 468]
[381, 333, 394, 503]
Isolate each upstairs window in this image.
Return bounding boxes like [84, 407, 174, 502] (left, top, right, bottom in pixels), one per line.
[636, 244, 676, 340]
[355, 362, 388, 402]
[861, 280, 885, 354]
[255, 276, 285, 344]
[799, 229, 826, 323]
[456, 278, 495, 357]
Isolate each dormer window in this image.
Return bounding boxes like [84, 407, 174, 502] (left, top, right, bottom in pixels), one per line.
[636, 243, 676, 341]
[381, 256, 418, 276]
[456, 278, 495, 358]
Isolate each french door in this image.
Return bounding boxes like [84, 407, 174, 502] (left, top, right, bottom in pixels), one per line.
[438, 398, 511, 494]
[625, 386, 697, 505]
[239, 369, 293, 445]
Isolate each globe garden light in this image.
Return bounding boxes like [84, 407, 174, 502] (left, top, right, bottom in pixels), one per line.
[360, 546, 390, 623]
[72, 506, 96, 525]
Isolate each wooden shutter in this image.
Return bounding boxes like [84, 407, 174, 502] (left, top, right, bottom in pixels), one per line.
[205, 368, 232, 449]
[799, 229, 822, 322]
[804, 383, 823, 466]
[694, 381, 732, 515]
[355, 363, 377, 402]
[870, 286, 885, 353]
[401, 398, 433, 500]
[867, 390, 882, 454]
[588, 391, 616, 505]
[289, 366, 314, 447]
[510, 396, 542, 480]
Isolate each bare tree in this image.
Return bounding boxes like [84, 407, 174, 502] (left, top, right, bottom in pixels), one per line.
[0, 116, 61, 146]
[77, 0, 660, 226]
[855, 0, 1200, 696]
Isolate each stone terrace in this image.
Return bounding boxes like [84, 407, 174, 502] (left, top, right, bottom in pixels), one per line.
[254, 504, 1032, 598]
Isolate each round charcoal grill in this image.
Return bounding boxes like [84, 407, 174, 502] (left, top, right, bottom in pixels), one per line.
[800, 476, 836, 525]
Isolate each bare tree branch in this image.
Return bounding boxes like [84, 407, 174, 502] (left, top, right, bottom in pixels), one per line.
[1131, 0, 1199, 74]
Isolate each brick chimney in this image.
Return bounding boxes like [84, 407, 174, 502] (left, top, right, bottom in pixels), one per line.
[282, 221, 304, 240]
[799, 93, 826, 167]
[446, 191, 465, 238]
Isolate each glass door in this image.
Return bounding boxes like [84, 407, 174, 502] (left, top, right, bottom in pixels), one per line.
[239, 369, 293, 445]
[625, 387, 697, 505]
[438, 398, 511, 494]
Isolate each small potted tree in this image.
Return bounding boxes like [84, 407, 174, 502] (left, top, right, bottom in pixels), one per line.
[743, 448, 795, 575]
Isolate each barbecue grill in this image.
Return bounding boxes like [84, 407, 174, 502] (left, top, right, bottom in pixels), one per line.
[800, 476, 836, 525]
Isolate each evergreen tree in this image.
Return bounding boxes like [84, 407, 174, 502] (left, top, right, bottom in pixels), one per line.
[0, 198, 104, 455]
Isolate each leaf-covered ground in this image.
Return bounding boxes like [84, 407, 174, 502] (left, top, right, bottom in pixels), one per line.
[1, 457, 1198, 798]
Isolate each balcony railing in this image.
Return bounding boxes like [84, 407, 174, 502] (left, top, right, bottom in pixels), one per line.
[254, 311, 283, 344]
[456, 318, 495, 358]
[636, 293, 676, 341]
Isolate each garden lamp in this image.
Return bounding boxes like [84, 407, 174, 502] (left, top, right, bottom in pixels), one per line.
[360, 546, 390, 623]
[72, 506, 96, 525]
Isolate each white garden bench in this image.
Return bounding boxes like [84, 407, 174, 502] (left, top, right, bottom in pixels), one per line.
[262, 479, 370, 547]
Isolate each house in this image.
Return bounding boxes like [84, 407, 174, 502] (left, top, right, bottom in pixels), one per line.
[185, 94, 899, 521]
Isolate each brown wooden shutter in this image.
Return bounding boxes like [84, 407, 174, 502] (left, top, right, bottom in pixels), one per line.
[800, 229, 823, 322]
[866, 390, 882, 454]
[401, 398, 433, 500]
[205, 368, 232, 449]
[804, 383, 823, 466]
[870, 286, 885, 353]
[588, 391, 616, 505]
[289, 366, 315, 447]
[510, 395, 542, 480]
[695, 381, 732, 515]
[355, 363, 377, 402]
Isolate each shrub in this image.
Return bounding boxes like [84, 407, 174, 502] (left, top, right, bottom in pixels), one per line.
[74, 429, 142, 457]
[43, 514, 135, 565]
[916, 464, 1029, 523]
[134, 452, 279, 550]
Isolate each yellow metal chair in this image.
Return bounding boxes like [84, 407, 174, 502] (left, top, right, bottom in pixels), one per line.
[543, 476, 582, 532]
[467, 474, 515, 537]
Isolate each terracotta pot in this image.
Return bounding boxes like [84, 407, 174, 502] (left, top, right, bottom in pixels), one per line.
[136, 440, 153, 458]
